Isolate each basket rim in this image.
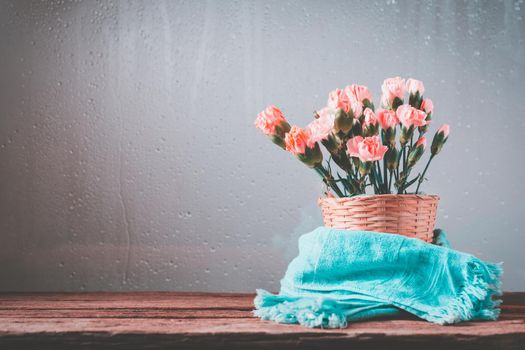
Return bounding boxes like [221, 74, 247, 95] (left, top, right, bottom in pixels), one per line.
[318, 194, 439, 243]
[318, 194, 440, 202]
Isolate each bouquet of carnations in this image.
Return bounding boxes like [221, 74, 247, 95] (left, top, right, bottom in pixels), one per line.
[255, 77, 450, 198]
[253, 79, 504, 330]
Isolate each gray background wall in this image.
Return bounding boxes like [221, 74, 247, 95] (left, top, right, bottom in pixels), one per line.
[0, 0, 524, 292]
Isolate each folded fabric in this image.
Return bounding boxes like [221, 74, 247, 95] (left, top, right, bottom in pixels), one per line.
[254, 227, 502, 328]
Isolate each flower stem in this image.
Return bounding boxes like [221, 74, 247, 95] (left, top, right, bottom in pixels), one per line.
[383, 158, 388, 193]
[401, 146, 406, 173]
[315, 165, 345, 197]
[375, 161, 384, 193]
[415, 155, 434, 194]
[397, 168, 412, 194]
[369, 168, 380, 194]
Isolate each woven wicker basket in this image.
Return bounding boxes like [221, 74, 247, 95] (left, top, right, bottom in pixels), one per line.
[318, 194, 439, 242]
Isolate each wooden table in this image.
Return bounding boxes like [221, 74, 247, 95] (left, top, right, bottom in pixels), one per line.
[0, 292, 523, 349]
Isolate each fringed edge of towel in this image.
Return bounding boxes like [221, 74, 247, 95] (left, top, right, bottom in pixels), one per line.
[253, 290, 399, 328]
[426, 260, 503, 325]
[253, 290, 349, 328]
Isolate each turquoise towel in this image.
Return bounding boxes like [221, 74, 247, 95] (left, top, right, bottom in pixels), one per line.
[254, 227, 502, 328]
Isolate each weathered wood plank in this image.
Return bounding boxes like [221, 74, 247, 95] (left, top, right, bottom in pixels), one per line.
[0, 292, 254, 301]
[0, 308, 253, 319]
[0, 294, 255, 310]
[0, 310, 521, 320]
[1, 317, 524, 349]
[1, 317, 524, 336]
[2, 333, 525, 350]
[0, 292, 523, 350]
[1, 292, 520, 309]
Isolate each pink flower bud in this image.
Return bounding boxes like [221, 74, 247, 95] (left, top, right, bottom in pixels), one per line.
[420, 98, 433, 114]
[408, 136, 426, 167]
[438, 124, 450, 138]
[431, 124, 450, 156]
[415, 136, 426, 149]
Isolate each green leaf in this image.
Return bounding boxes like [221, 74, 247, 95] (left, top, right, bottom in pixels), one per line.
[402, 174, 421, 191]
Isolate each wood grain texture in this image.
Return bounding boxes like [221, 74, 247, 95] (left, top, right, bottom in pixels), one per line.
[0, 292, 523, 349]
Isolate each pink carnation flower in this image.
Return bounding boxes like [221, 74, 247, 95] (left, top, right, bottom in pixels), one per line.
[346, 136, 363, 158]
[306, 108, 335, 148]
[254, 105, 287, 135]
[344, 84, 372, 103]
[316, 106, 335, 120]
[328, 87, 364, 117]
[343, 85, 368, 118]
[349, 99, 364, 118]
[376, 109, 399, 129]
[396, 105, 428, 128]
[346, 135, 387, 162]
[406, 78, 425, 95]
[285, 126, 309, 155]
[363, 108, 377, 127]
[327, 88, 350, 113]
[381, 76, 406, 106]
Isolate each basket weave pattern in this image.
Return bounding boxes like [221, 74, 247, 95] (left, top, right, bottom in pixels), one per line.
[318, 195, 439, 242]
